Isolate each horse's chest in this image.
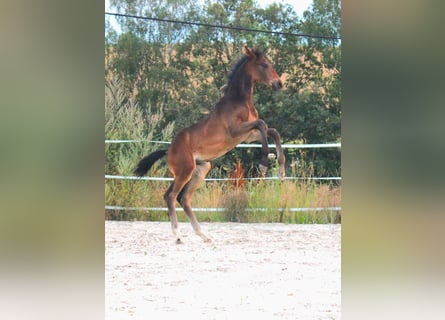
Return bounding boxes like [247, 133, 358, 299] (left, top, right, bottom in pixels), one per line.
[247, 112, 258, 121]
[246, 104, 259, 121]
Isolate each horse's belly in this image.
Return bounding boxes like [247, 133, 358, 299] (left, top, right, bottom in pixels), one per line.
[192, 128, 258, 161]
[193, 139, 240, 161]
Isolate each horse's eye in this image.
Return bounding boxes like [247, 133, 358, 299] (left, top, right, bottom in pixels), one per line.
[261, 63, 269, 69]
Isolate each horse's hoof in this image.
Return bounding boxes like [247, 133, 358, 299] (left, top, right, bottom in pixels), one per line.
[198, 233, 212, 243]
[176, 238, 184, 244]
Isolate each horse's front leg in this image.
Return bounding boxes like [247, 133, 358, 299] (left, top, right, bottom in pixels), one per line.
[228, 119, 269, 175]
[267, 128, 286, 180]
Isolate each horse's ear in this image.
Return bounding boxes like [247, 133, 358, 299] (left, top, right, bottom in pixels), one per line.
[244, 46, 256, 60]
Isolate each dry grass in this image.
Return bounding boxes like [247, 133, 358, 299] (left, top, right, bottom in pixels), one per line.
[105, 178, 341, 224]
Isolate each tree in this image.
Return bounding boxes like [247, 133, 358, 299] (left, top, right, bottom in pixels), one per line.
[105, 0, 341, 177]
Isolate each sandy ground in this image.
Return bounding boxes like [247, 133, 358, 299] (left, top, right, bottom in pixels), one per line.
[105, 221, 341, 319]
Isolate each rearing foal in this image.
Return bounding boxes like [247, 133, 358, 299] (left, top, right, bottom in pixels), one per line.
[134, 47, 285, 243]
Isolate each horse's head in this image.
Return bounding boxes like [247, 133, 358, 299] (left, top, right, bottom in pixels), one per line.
[244, 46, 283, 91]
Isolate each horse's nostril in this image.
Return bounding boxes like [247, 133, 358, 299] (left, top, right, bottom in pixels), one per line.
[273, 80, 283, 90]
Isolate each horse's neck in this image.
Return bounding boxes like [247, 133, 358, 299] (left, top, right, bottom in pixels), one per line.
[223, 73, 258, 120]
[225, 72, 254, 103]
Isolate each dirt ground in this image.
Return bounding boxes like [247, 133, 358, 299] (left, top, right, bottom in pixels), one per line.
[105, 221, 341, 319]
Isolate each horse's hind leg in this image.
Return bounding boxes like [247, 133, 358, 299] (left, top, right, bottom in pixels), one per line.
[177, 161, 212, 242]
[164, 164, 194, 244]
[164, 183, 182, 243]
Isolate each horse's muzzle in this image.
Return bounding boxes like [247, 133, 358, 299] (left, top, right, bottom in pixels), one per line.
[272, 79, 283, 91]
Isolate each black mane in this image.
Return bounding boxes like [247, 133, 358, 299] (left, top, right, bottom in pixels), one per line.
[224, 49, 263, 94]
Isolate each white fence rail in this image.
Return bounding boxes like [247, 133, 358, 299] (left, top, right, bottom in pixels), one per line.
[105, 139, 341, 149]
[105, 174, 341, 182]
[105, 205, 341, 212]
[105, 140, 341, 213]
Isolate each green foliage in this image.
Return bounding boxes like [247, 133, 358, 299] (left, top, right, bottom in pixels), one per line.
[105, 77, 174, 176]
[105, 0, 341, 180]
[301, 0, 341, 47]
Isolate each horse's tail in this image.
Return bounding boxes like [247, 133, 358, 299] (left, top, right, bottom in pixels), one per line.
[133, 149, 168, 177]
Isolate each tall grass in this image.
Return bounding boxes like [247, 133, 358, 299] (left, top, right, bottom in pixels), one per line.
[105, 79, 341, 223]
[105, 77, 174, 176]
[105, 177, 341, 224]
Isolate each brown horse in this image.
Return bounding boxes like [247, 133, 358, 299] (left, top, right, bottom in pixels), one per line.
[134, 47, 285, 243]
